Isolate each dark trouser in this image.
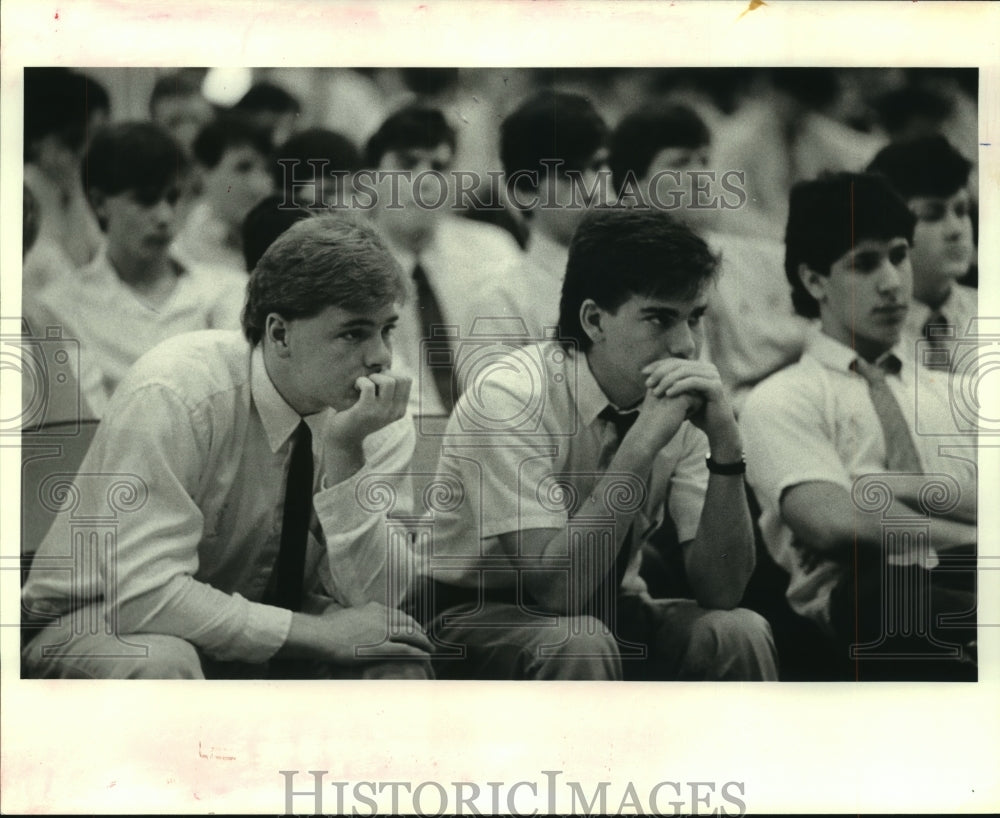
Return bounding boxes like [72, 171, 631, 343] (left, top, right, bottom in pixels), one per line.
[828, 549, 977, 681]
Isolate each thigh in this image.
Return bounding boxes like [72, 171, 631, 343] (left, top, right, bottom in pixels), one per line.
[23, 612, 204, 679]
[622, 595, 777, 681]
[430, 600, 621, 680]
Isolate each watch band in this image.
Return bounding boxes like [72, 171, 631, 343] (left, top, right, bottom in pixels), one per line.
[705, 454, 746, 475]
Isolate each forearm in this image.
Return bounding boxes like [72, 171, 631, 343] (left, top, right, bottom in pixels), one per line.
[115, 575, 292, 663]
[524, 440, 659, 614]
[686, 474, 756, 609]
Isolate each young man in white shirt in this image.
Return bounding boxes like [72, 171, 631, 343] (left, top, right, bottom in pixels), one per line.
[741, 172, 977, 680]
[866, 135, 977, 373]
[417, 207, 777, 680]
[35, 122, 248, 418]
[23, 216, 432, 679]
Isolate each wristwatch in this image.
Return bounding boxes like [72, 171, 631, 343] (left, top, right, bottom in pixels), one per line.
[705, 453, 746, 475]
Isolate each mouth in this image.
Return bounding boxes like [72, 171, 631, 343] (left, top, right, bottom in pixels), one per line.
[872, 305, 908, 322]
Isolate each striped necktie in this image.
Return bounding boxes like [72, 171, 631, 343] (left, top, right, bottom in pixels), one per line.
[851, 356, 924, 474]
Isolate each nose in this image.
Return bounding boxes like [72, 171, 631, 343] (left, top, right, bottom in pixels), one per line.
[364, 333, 393, 371]
[875, 256, 905, 293]
[667, 321, 698, 360]
[152, 197, 176, 227]
[944, 206, 970, 239]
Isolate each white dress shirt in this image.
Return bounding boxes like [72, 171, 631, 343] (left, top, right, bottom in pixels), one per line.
[35, 248, 248, 417]
[22, 330, 416, 663]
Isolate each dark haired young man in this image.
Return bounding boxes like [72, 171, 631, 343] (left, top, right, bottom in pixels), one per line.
[23, 217, 432, 679]
[148, 71, 215, 156]
[866, 135, 977, 372]
[740, 172, 977, 680]
[173, 113, 275, 273]
[34, 122, 247, 417]
[364, 105, 522, 416]
[417, 207, 777, 681]
[469, 91, 613, 344]
[609, 101, 811, 414]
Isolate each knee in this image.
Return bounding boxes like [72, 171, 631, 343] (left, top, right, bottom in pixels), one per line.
[125, 635, 204, 679]
[691, 608, 773, 653]
[531, 615, 622, 680]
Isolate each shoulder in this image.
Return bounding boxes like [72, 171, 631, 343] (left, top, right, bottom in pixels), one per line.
[113, 330, 251, 410]
[742, 358, 824, 423]
[437, 216, 523, 260]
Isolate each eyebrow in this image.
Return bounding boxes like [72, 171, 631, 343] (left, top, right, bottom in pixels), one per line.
[639, 304, 706, 319]
[339, 314, 399, 329]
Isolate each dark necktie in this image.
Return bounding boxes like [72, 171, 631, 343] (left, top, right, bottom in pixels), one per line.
[597, 405, 641, 587]
[273, 421, 314, 612]
[412, 261, 455, 413]
[922, 308, 954, 372]
[851, 356, 924, 474]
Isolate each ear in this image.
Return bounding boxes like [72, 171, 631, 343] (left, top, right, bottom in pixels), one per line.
[579, 298, 606, 346]
[798, 262, 829, 306]
[265, 313, 292, 358]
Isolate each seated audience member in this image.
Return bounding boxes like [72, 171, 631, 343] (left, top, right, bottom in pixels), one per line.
[35, 123, 247, 418]
[468, 91, 612, 343]
[234, 80, 301, 148]
[365, 105, 522, 416]
[241, 194, 315, 272]
[173, 114, 274, 273]
[149, 71, 215, 157]
[866, 135, 977, 371]
[22, 217, 432, 680]
[23, 68, 105, 298]
[740, 173, 977, 681]
[273, 127, 362, 210]
[417, 207, 777, 681]
[610, 102, 812, 413]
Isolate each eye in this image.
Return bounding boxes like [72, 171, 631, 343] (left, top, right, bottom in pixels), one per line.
[916, 202, 946, 223]
[688, 310, 706, 327]
[853, 252, 881, 273]
[888, 244, 909, 266]
[953, 200, 971, 219]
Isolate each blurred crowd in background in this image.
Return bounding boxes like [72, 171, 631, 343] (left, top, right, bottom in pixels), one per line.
[21, 65, 979, 418]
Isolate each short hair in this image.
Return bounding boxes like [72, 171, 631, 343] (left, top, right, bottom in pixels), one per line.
[241, 194, 314, 272]
[149, 71, 206, 115]
[558, 207, 719, 351]
[191, 113, 272, 170]
[242, 215, 406, 345]
[785, 172, 916, 318]
[866, 134, 972, 200]
[234, 81, 301, 115]
[82, 122, 189, 202]
[501, 91, 608, 193]
[273, 127, 362, 189]
[609, 102, 712, 193]
[364, 105, 456, 168]
[24, 68, 93, 159]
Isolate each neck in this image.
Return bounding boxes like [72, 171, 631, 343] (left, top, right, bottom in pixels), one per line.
[262, 343, 314, 417]
[106, 245, 175, 288]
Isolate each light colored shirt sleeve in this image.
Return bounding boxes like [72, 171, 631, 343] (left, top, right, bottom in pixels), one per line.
[85, 383, 293, 663]
[313, 416, 417, 608]
[740, 372, 853, 509]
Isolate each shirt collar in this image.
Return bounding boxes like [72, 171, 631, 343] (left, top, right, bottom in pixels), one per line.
[251, 344, 305, 452]
[806, 331, 907, 377]
[568, 347, 618, 427]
